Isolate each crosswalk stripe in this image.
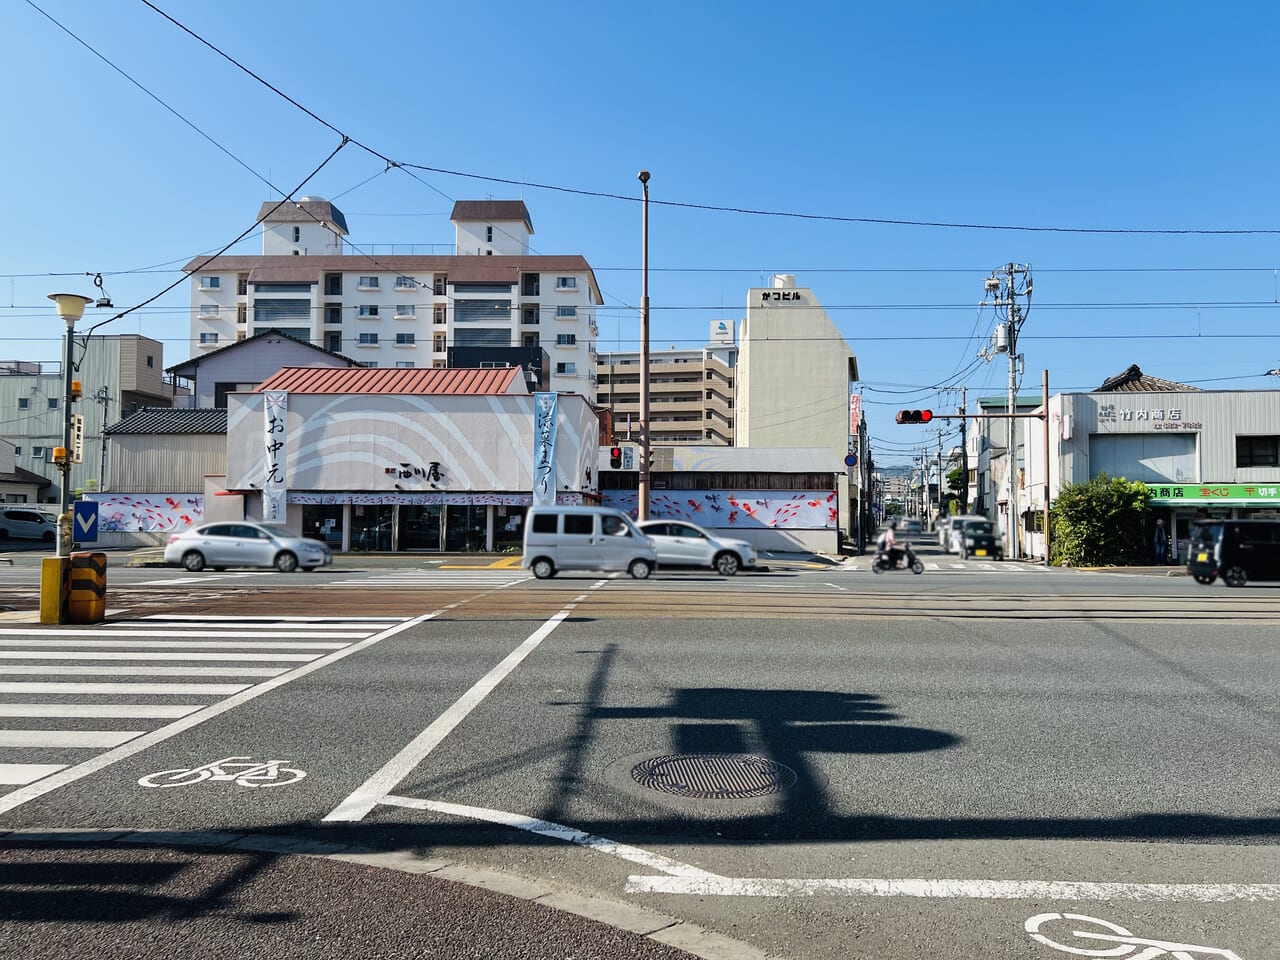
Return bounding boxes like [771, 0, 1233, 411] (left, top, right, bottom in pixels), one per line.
[0, 682, 251, 695]
[0, 665, 288, 678]
[0, 639, 348, 650]
[0, 730, 144, 749]
[0, 704, 203, 719]
[0, 628, 371, 639]
[0, 763, 65, 785]
[0, 651, 319, 662]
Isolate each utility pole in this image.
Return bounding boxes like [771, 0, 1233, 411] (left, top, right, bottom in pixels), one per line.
[982, 263, 1033, 560]
[936, 428, 944, 527]
[959, 386, 969, 513]
[95, 386, 111, 491]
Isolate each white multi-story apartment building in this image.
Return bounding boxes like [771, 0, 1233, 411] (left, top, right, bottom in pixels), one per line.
[185, 199, 602, 402]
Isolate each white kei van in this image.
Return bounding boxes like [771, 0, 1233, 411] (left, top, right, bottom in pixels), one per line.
[521, 506, 656, 579]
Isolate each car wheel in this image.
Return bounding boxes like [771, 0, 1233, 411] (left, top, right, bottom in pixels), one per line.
[531, 557, 555, 579]
[42, 531, 55, 543]
[713, 551, 740, 576]
[274, 551, 299, 573]
[628, 558, 652, 580]
[1193, 574, 1215, 585]
[1222, 565, 1247, 587]
[182, 551, 206, 572]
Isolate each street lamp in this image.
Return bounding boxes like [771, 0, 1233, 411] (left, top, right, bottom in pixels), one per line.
[48, 293, 91, 557]
[637, 169, 651, 521]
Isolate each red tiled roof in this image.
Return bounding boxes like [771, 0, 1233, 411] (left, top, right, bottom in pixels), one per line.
[254, 366, 525, 395]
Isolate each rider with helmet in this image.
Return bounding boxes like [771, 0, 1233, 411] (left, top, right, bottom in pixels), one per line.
[878, 519, 902, 568]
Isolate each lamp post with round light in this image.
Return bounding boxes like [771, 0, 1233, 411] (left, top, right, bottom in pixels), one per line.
[47, 293, 91, 557]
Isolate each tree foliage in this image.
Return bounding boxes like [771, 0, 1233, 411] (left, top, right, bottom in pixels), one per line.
[1051, 473, 1150, 567]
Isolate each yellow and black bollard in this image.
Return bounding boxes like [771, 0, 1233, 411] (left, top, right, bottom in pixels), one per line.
[66, 552, 107, 624]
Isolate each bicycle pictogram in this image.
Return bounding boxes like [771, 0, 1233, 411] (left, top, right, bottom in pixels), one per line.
[138, 756, 306, 789]
[1026, 913, 1244, 960]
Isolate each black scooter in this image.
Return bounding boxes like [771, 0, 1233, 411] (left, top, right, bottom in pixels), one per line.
[872, 543, 924, 575]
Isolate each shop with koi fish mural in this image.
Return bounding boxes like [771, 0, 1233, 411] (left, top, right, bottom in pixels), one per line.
[599, 445, 841, 553]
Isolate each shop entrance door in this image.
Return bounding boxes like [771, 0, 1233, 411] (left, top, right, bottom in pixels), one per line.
[399, 505, 443, 551]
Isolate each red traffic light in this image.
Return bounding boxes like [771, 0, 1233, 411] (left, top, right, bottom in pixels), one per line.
[894, 410, 933, 424]
[609, 446, 623, 468]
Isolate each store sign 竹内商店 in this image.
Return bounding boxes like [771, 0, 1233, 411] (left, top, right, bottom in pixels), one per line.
[1097, 404, 1203, 431]
[1147, 483, 1280, 505]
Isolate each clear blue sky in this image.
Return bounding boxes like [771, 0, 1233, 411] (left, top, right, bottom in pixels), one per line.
[5, 1, 1280, 465]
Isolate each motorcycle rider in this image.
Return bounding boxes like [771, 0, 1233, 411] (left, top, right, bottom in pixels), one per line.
[878, 520, 903, 568]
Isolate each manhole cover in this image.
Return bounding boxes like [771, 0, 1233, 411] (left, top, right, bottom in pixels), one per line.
[631, 754, 797, 799]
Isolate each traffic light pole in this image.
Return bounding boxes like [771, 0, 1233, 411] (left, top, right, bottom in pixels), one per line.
[637, 170, 651, 521]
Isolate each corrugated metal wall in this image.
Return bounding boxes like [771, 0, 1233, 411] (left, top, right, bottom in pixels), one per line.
[109, 435, 226, 491]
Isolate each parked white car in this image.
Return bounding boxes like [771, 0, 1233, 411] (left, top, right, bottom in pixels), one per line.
[165, 522, 332, 572]
[635, 520, 758, 576]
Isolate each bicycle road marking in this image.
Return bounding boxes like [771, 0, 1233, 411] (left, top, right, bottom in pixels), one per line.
[0, 614, 426, 815]
[625, 876, 1280, 902]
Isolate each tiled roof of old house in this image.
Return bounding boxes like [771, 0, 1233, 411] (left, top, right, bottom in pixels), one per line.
[1095, 364, 1200, 392]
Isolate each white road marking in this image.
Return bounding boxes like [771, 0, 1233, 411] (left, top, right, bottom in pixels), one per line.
[823, 582, 848, 592]
[926, 563, 941, 570]
[108, 620, 400, 631]
[0, 639, 348, 650]
[0, 763, 66, 785]
[136, 573, 273, 585]
[138, 615, 405, 622]
[625, 876, 1280, 902]
[0, 682, 251, 695]
[0, 730, 143, 749]
[0, 612, 435, 816]
[0, 651, 319, 662]
[0, 665, 288, 678]
[0, 704, 202, 719]
[381, 796, 721, 879]
[325, 608, 573, 823]
[0, 628, 371, 639]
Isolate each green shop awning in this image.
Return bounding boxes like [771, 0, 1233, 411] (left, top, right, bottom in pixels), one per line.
[1147, 482, 1280, 506]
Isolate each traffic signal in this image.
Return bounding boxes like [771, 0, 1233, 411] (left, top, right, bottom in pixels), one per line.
[609, 446, 622, 468]
[895, 410, 933, 424]
[70, 380, 82, 401]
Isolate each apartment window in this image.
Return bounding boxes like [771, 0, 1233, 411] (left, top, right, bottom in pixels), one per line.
[555, 277, 576, 290]
[236, 304, 247, 324]
[48, 398, 58, 410]
[325, 273, 342, 296]
[522, 333, 539, 347]
[292, 226, 301, 243]
[523, 307, 539, 325]
[433, 306, 446, 325]
[146, 355, 154, 368]
[358, 332, 378, 345]
[17, 398, 27, 410]
[326, 333, 342, 352]
[555, 306, 576, 319]
[1237, 435, 1280, 467]
[237, 273, 249, 295]
[521, 273, 540, 296]
[357, 305, 379, 318]
[32, 446, 44, 459]
[394, 305, 416, 318]
[199, 304, 219, 317]
[396, 361, 415, 368]
[555, 362, 576, 375]
[486, 226, 494, 243]
[433, 334, 446, 352]
[201, 276, 220, 289]
[395, 332, 415, 346]
[326, 304, 342, 324]
[433, 275, 447, 296]
[200, 332, 218, 345]
[556, 333, 576, 346]
[432, 359, 447, 368]
[395, 275, 415, 290]
[358, 276, 379, 290]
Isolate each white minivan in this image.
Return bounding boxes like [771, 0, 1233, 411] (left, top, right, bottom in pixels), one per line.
[522, 506, 656, 579]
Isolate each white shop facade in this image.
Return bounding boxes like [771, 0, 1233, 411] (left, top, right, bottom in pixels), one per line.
[218, 366, 600, 552]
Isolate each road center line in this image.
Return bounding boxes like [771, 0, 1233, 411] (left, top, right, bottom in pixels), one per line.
[325, 606, 576, 823]
[381, 795, 720, 879]
[0, 613, 436, 817]
[625, 876, 1280, 902]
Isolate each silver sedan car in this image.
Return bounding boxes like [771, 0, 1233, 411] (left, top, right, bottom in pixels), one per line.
[635, 519, 757, 576]
[164, 521, 332, 572]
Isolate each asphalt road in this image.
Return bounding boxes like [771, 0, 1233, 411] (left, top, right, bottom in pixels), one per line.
[0, 549, 1275, 959]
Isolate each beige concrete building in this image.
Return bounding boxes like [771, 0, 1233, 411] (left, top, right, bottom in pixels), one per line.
[736, 274, 860, 535]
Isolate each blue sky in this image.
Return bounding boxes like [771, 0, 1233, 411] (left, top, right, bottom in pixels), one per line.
[4, 1, 1280, 465]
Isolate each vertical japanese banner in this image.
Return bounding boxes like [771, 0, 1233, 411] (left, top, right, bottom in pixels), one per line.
[262, 390, 288, 524]
[532, 392, 558, 507]
[849, 393, 861, 440]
